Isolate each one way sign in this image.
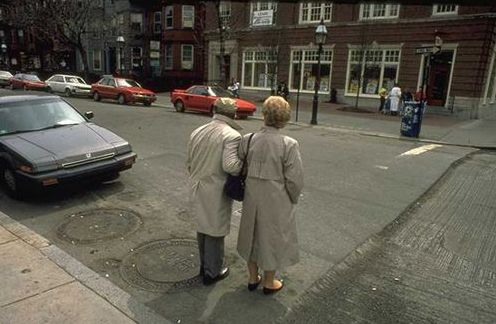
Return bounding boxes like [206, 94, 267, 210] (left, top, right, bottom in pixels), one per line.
[415, 46, 441, 55]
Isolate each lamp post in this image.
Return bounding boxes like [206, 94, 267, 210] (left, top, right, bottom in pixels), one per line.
[420, 34, 443, 103]
[1, 43, 7, 69]
[116, 36, 125, 74]
[310, 19, 327, 125]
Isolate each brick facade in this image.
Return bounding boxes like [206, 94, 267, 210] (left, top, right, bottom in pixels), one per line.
[204, 3, 496, 118]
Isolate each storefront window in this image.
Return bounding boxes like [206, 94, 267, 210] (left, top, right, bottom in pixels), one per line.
[346, 48, 400, 96]
[290, 48, 333, 93]
[242, 49, 277, 89]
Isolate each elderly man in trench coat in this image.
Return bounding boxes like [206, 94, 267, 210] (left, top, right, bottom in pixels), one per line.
[186, 97, 243, 285]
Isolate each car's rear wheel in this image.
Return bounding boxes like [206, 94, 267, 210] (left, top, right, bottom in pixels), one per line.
[65, 88, 72, 97]
[93, 91, 101, 101]
[23, 85, 28, 91]
[175, 100, 185, 112]
[209, 106, 214, 117]
[118, 94, 126, 105]
[47, 86, 53, 93]
[1, 166, 26, 200]
[144, 101, 151, 107]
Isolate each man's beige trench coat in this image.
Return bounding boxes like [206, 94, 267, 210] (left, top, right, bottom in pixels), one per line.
[237, 126, 304, 270]
[187, 114, 242, 237]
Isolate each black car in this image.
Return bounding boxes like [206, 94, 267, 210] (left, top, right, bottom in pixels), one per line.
[0, 95, 137, 199]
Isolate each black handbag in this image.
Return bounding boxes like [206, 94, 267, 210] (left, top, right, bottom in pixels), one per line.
[224, 133, 254, 201]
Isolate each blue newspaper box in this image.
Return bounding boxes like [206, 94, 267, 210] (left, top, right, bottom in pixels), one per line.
[400, 101, 424, 138]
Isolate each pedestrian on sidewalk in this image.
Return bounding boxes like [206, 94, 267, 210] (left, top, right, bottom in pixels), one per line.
[237, 96, 304, 295]
[378, 87, 387, 113]
[186, 97, 243, 285]
[228, 78, 240, 98]
[389, 83, 402, 116]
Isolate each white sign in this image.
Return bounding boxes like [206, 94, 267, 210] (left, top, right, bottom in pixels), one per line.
[252, 10, 273, 26]
[150, 41, 160, 51]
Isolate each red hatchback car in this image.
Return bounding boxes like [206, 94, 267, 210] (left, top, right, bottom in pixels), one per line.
[170, 85, 256, 118]
[91, 76, 156, 106]
[10, 73, 48, 91]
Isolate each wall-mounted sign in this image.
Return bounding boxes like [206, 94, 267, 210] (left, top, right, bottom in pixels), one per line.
[252, 10, 273, 26]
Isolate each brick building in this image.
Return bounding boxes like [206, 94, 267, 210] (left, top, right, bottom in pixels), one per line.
[204, 2, 496, 118]
[161, 1, 206, 90]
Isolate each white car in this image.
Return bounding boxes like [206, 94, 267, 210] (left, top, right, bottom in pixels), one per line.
[0, 71, 13, 88]
[46, 74, 92, 97]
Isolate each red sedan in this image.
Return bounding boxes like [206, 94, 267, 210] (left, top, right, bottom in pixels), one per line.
[10, 73, 48, 91]
[171, 85, 256, 118]
[91, 75, 156, 106]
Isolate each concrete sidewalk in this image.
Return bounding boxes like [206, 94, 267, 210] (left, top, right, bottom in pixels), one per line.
[0, 211, 168, 324]
[156, 91, 496, 149]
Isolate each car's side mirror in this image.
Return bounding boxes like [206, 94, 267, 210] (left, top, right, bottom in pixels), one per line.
[84, 111, 94, 119]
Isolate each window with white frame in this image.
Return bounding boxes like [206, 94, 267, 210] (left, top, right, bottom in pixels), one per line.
[165, 43, 173, 70]
[290, 49, 333, 92]
[181, 44, 193, 70]
[219, 1, 231, 27]
[92, 49, 102, 70]
[250, 2, 277, 26]
[242, 49, 278, 89]
[182, 5, 194, 28]
[433, 4, 458, 15]
[154, 11, 162, 33]
[131, 47, 142, 68]
[346, 48, 400, 96]
[165, 6, 173, 29]
[130, 13, 143, 32]
[360, 4, 399, 20]
[299, 2, 332, 24]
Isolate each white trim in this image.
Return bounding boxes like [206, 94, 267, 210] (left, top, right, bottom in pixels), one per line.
[181, 44, 194, 70]
[298, 3, 333, 24]
[483, 50, 495, 105]
[359, 4, 400, 20]
[165, 6, 173, 29]
[288, 46, 334, 93]
[432, 4, 458, 16]
[182, 5, 194, 29]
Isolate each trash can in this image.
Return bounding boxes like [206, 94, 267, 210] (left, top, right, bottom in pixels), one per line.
[400, 101, 424, 138]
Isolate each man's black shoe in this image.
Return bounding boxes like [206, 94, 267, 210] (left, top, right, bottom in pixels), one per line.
[203, 267, 230, 286]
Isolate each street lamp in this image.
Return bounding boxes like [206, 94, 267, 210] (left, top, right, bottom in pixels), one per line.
[116, 36, 125, 74]
[310, 19, 327, 125]
[1, 43, 7, 69]
[420, 34, 443, 103]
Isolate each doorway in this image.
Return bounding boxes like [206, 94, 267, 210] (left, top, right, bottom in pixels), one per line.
[426, 50, 453, 106]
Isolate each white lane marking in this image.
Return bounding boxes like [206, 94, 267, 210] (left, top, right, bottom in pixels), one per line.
[399, 144, 443, 157]
[374, 165, 389, 170]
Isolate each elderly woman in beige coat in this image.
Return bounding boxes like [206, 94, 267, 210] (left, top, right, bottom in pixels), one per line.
[237, 96, 304, 295]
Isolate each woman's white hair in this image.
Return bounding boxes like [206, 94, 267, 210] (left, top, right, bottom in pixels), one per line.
[262, 96, 291, 128]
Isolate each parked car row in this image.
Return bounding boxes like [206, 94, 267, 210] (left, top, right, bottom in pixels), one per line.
[0, 71, 157, 107]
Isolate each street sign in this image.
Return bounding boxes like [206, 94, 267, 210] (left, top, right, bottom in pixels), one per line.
[415, 46, 441, 55]
[415, 46, 433, 55]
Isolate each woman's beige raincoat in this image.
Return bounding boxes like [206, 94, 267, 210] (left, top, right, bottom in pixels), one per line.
[237, 126, 304, 270]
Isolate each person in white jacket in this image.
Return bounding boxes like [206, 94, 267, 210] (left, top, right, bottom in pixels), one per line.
[389, 83, 402, 116]
[187, 97, 243, 285]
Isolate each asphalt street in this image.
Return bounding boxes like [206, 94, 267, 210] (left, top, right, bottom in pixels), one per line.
[0, 89, 477, 323]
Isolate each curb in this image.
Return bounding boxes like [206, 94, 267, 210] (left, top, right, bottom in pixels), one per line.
[0, 211, 170, 324]
[249, 116, 496, 151]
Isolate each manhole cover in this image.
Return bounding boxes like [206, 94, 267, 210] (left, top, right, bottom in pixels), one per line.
[120, 239, 201, 292]
[57, 208, 142, 244]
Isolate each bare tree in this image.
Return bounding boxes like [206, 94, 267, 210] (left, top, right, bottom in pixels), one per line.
[2, 0, 101, 79]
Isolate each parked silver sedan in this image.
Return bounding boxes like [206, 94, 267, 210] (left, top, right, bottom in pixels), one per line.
[0, 95, 137, 199]
[46, 74, 92, 97]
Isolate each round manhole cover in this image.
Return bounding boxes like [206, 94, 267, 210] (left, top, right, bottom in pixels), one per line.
[57, 208, 142, 244]
[120, 239, 201, 292]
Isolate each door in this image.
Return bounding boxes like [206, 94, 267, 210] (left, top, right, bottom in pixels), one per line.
[108, 47, 116, 75]
[427, 51, 453, 106]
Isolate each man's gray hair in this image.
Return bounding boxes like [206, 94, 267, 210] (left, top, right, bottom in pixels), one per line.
[214, 97, 237, 118]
